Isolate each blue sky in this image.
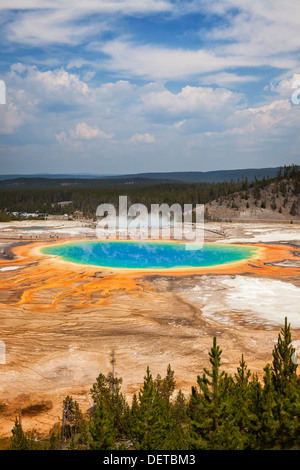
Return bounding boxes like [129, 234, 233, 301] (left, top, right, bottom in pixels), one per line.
[0, 0, 300, 174]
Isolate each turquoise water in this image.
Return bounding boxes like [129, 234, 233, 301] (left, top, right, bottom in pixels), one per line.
[41, 240, 257, 269]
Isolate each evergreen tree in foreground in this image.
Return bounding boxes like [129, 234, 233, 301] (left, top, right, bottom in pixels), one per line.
[191, 336, 235, 449]
[128, 366, 158, 450]
[270, 318, 300, 449]
[271, 317, 297, 395]
[89, 399, 116, 450]
[256, 364, 278, 449]
[8, 417, 37, 450]
[230, 355, 259, 449]
[90, 351, 128, 439]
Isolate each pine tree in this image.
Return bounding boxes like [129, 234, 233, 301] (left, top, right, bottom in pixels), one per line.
[271, 317, 298, 395]
[231, 355, 259, 449]
[174, 389, 186, 422]
[290, 200, 297, 215]
[151, 373, 189, 450]
[8, 417, 37, 450]
[89, 399, 116, 450]
[90, 372, 111, 403]
[128, 366, 157, 450]
[63, 395, 85, 441]
[160, 364, 176, 402]
[274, 382, 300, 449]
[128, 366, 186, 450]
[90, 353, 127, 438]
[270, 318, 300, 448]
[128, 393, 140, 449]
[193, 336, 235, 449]
[257, 364, 278, 449]
[212, 372, 244, 450]
[154, 402, 189, 450]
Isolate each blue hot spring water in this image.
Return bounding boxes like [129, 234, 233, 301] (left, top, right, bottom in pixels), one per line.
[41, 240, 258, 270]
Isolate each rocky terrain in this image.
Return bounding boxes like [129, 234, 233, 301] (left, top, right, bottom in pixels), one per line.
[205, 179, 300, 222]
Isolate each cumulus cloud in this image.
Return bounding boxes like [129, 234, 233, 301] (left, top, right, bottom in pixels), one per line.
[27, 67, 89, 96]
[8, 64, 90, 105]
[130, 133, 155, 144]
[1, 57, 300, 173]
[57, 122, 113, 143]
[0, 99, 32, 134]
[226, 100, 293, 136]
[1, 1, 300, 173]
[140, 85, 244, 129]
[268, 73, 300, 99]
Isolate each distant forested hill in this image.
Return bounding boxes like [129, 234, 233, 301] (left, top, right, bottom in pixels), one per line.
[0, 165, 298, 219]
[0, 177, 168, 189]
[0, 167, 280, 187]
[117, 167, 280, 183]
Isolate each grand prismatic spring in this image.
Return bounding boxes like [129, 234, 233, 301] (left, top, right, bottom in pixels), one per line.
[41, 240, 259, 270]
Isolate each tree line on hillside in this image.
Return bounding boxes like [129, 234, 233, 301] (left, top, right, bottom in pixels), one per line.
[0, 165, 298, 219]
[205, 164, 300, 218]
[8, 318, 300, 450]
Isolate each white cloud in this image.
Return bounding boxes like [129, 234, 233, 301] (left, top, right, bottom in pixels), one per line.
[9, 64, 89, 96]
[4, 66, 139, 139]
[4, 64, 300, 144]
[10, 63, 27, 74]
[0, 99, 32, 134]
[268, 73, 300, 99]
[0, 80, 6, 105]
[31, 68, 89, 95]
[173, 120, 186, 129]
[1, 1, 300, 173]
[130, 133, 155, 144]
[202, 1, 300, 64]
[94, 2, 300, 84]
[8, 65, 91, 113]
[201, 72, 258, 87]
[7, 9, 100, 46]
[57, 122, 113, 143]
[0, 0, 172, 13]
[100, 40, 242, 80]
[140, 85, 243, 121]
[223, 99, 295, 138]
[2, 1, 173, 46]
[2, 61, 300, 173]
[82, 71, 96, 82]
[99, 37, 296, 82]
[2, 0, 300, 86]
